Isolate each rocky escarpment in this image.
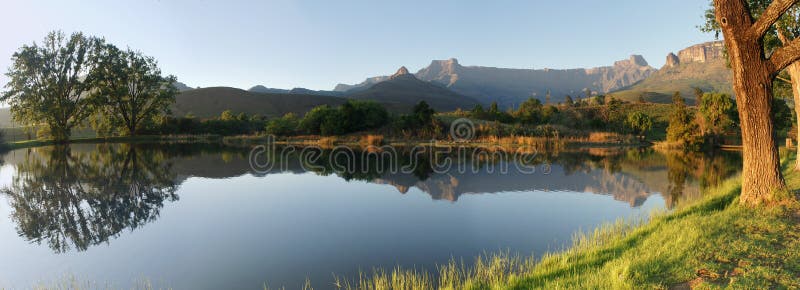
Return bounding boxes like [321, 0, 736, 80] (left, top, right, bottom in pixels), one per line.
[663, 41, 725, 69]
[611, 40, 731, 103]
[336, 56, 656, 107]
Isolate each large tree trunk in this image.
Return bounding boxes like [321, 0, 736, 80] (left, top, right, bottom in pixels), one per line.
[787, 63, 800, 170]
[724, 29, 787, 206]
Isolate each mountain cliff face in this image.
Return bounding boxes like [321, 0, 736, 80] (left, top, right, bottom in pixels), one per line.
[611, 41, 731, 104]
[335, 56, 656, 107]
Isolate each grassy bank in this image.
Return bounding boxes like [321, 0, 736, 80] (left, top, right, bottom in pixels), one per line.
[324, 158, 800, 289]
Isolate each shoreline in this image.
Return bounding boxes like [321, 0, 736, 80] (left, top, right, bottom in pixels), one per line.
[0, 134, 654, 151]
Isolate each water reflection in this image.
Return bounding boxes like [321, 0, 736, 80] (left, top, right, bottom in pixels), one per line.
[2, 144, 179, 253]
[0, 143, 741, 254]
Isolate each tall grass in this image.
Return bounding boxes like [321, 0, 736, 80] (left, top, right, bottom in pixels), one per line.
[327, 252, 537, 290]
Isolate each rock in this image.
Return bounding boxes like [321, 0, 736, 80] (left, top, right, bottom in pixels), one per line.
[665, 53, 680, 68]
[391, 66, 410, 78]
[630, 55, 649, 67]
[677, 41, 724, 64]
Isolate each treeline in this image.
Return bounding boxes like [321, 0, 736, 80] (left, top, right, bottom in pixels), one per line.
[665, 89, 792, 150]
[265, 100, 441, 138]
[456, 95, 659, 138]
[1, 31, 179, 142]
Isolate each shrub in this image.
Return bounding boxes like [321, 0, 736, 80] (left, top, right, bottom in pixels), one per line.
[266, 113, 299, 136]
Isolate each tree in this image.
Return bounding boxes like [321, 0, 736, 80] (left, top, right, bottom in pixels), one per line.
[707, 0, 800, 205]
[625, 112, 653, 139]
[667, 92, 701, 147]
[220, 110, 236, 121]
[411, 101, 435, 126]
[1, 31, 102, 142]
[515, 98, 543, 124]
[266, 113, 299, 136]
[564, 95, 574, 106]
[698, 93, 736, 145]
[704, 1, 800, 171]
[489, 101, 500, 114]
[545, 89, 551, 105]
[91, 44, 177, 136]
[299, 105, 335, 134]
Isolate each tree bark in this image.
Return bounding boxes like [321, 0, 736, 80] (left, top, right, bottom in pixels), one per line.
[715, 0, 788, 206]
[787, 63, 800, 170]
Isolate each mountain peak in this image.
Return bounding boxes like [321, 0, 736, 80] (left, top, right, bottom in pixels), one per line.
[629, 55, 648, 67]
[391, 66, 411, 79]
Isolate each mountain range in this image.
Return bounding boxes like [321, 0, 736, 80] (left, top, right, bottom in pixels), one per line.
[0, 41, 733, 126]
[336, 56, 657, 107]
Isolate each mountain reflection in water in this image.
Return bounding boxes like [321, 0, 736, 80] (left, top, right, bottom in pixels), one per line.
[0, 143, 740, 254]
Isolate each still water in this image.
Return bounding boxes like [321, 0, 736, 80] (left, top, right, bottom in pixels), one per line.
[0, 143, 740, 289]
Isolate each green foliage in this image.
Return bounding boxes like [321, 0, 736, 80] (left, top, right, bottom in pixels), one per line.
[470, 101, 514, 123]
[1, 31, 103, 141]
[265, 113, 299, 136]
[773, 98, 793, 135]
[667, 92, 702, 148]
[90, 44, 177, 136]
[298, 100, 390, 136]
[698, 92, 736, 138]
[514, 98, 544, 124]
[220, 110, 236, 121]
[625, 112, 653, 137]
[156, 112, 265, 136]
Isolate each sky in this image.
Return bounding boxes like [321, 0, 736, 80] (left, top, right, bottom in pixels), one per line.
[0, 0, 716, 91]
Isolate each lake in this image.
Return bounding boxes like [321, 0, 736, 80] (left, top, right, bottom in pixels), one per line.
[0, 143, 741, 289]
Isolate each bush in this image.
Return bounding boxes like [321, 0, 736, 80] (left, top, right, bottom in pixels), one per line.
[299, 100, 390, 136]
[266, 113, 299, 136]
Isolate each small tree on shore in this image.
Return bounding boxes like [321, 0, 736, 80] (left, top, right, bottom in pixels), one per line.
[625, 112, 653, 140]
[698, 93, 736, 145]
[667, 92, 701, 148]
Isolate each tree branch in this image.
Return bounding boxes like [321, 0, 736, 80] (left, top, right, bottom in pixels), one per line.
[752, 0, 799, 39]
[770, 37, 800, 72]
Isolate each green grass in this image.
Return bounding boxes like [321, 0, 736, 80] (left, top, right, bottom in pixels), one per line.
[322, 157, 800, 290]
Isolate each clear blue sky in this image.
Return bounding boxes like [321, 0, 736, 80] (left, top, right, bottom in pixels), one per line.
[1, 0, 715, 91]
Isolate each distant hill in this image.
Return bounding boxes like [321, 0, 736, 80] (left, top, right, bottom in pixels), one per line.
[174, 81, 195, 92]
[248, 85, 344, 97]
[347, 67, 481, 112]
[610, 41, 732, 104]
[247, 85, 288, 94]
[336, 57, 656, 108]
[172, 87, 347, 119]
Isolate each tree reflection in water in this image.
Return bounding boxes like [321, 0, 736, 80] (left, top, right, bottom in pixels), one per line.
[2, 144, 179, 253]
[0, 143, 742, 253]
